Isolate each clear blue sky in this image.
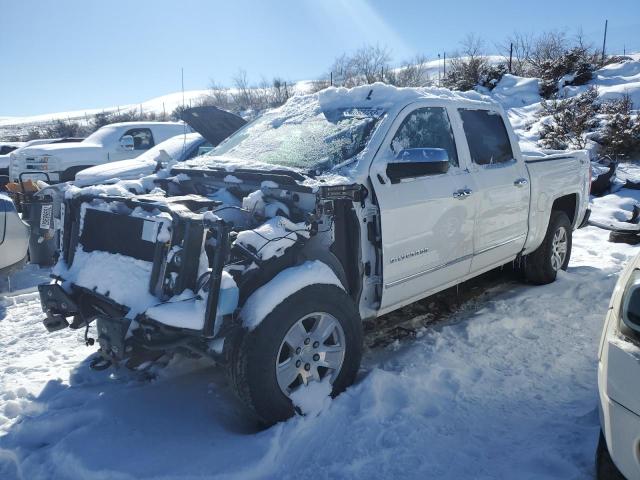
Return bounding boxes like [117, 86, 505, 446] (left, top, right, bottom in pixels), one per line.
[1, 0, 638, 116]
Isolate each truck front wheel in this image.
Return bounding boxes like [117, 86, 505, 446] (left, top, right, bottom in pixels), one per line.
[228, 284, 363, 426]
[523, 210, 572, 285]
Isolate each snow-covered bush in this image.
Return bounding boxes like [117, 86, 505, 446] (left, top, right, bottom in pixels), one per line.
[480, 64, 508, 91]
[537, 48, 596, 98]
[388, 55, 434, 87]
[538, 86, 599, 149]
[442, 34, 489, 92]
[599, 95, 640, 160]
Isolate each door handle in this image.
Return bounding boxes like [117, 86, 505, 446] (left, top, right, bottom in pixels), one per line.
[453, 189, 473, 199]
[514, 178, 528, 187]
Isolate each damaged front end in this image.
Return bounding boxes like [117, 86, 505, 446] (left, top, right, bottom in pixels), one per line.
[39, 191, 236, 367]
[37, 168, 357, 369]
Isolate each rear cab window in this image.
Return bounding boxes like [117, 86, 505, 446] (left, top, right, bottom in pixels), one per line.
[458, 109, 514, 166]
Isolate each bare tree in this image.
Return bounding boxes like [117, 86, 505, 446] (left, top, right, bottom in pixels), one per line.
[330, 44, 391, 87]
[443, 34, 489, 91]
[389, 54, 434, 87]
[497, 32, 533, 76]
[528, 30, 568, 75]
[231, 69, 254, 111]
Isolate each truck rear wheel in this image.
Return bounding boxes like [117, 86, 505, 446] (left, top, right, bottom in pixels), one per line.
[228, 284, 363, 426]
[523, 210, 572, 285]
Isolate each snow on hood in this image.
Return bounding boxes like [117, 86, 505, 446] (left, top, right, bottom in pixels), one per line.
[74, 157, 159, 187]
[17, 143, 102, 158]
[75, 133, 203, 186]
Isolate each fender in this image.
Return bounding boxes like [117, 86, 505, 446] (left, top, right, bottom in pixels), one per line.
[239, 260, 345, 331]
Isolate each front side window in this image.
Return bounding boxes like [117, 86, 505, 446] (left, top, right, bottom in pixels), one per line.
[122, 128, 154, 150]
[390, 107, 459, 167]
[458, 109, 514, 165]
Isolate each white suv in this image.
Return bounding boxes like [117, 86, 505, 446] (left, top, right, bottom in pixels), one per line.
[598, 252, 640, 479]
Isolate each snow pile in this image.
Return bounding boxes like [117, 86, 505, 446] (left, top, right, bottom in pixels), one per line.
[145, 271, 238, 332]
[564, 60, 640, 106]
[489, 74, 541, 109]
[290, 376, 332, 416]
[241, 261, 343, 330]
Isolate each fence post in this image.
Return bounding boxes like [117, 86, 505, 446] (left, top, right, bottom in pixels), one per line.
[509, 42, 513, 73]
[601, 19, 608, 64]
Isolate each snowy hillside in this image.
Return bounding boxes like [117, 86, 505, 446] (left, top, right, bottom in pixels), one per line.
[0, 81, 314, 139]
[485, 56, 640, 154]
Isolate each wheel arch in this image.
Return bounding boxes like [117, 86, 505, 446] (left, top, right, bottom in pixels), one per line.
[238, 260, 348, 332]
[551, 193, 579, 227]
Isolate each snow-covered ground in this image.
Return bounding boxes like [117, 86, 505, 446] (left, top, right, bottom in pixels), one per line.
[0, 219, 636, 480]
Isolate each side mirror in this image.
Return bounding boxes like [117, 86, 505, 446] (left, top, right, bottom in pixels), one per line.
[622, 271, 640, 334]
[386, 148, 450, 183]
[120, 135, 135, 151]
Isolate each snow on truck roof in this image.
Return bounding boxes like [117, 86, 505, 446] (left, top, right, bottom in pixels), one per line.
[98, 121, 185, 129]
[181, 83, 499, 177]
[317, 82, 497, 111]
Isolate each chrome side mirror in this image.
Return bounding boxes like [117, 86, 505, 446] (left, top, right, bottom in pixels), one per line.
[120, 135, 135, 151]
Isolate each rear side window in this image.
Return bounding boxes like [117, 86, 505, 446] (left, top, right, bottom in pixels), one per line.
[122, 128, 154, 150]
[458, 109, 513, 165]
[390, 107, 459, 167]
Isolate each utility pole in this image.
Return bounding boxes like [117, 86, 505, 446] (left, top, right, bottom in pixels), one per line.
[509, 42, 513, 73]
[330, 71, 333, 86]
[443, 52, 446, 77]
[437, 54, 441, 86]
[601, 19, 608, 64]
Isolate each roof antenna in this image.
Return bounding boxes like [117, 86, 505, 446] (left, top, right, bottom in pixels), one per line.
[366, 89, 373, 100]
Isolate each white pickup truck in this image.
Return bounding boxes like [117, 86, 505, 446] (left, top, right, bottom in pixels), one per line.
[9, 122, 187, 183]
[38, 84, 590, 425]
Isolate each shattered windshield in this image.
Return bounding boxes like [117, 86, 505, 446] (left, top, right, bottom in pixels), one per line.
[206, 107, 384, 173]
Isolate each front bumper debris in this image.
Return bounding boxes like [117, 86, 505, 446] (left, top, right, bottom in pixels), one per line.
[38, 283, 78, 332]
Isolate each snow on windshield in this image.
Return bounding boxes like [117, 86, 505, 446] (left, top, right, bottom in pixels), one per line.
[207, 103, 383, 173]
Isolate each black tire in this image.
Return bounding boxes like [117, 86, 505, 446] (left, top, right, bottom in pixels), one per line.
[228, 284, 363, 426]
[523, 210, 572, 285]
[60, 165, 95, 182]
[596, 431, 626, 480]
[609, 230, 640, 245]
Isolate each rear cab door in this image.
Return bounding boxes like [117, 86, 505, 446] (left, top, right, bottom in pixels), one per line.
[371, 101, 476, 312]
[453, 108, 530, 274]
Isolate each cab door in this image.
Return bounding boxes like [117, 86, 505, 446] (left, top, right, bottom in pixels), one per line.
[371, 104, 476, 311]
[455, 108, 530, 273]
